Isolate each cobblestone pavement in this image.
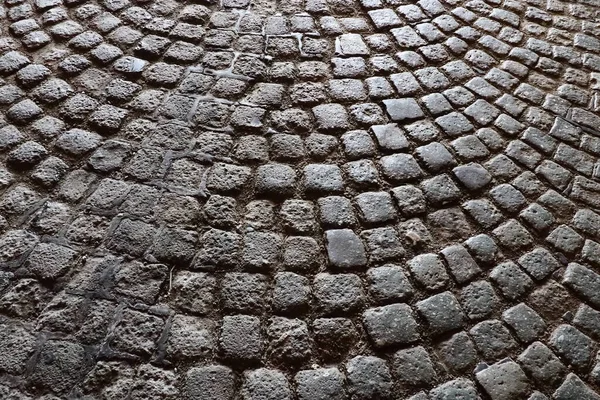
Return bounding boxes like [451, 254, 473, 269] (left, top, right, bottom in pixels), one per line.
[2, 0, 600, 398]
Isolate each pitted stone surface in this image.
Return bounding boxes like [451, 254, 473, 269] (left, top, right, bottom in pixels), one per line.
[1, 0, 600, 398]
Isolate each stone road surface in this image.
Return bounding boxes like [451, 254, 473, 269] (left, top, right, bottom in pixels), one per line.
[1, 0, 600, 398]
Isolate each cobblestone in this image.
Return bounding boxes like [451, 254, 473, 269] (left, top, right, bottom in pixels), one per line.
[295, 368, 346, 400]
[416, 291, 465, 335]
[476, 360, 531, 400]
[518, 341, 567, 388]
[393, 345, 437, 387]
[0, 0, 598, 397]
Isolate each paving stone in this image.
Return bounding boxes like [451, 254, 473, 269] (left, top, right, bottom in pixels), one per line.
[281, 200, 316, 234]
[366, 77, 395, 99]
[476, 127, 506, 151]
[0, 51, 30, 74]
[346, 356, 392, 400]
[396, 53, 426, 70]
[7, 140, 47, 167]
[185, 365, 235, 400]
[546, 225, 584, 254]
[441, 244, 481, 284]
[303, 164, 344, 194]
[361, 227, 405, 262]
[111, 309, 164, 356]
[405, 120, 441, 143]
[345, 159, 379, 187]
[436, 112, 474, 136]
[313, 104, 350, 132]
[416, 291, 465, 335]
[392, 346, 437, 387]
[470, 319, 519, 360]
[341, 130, 376, 160]
[318, 196, 357, 228]
[165, 315, 214, 361]
[421, 92, 453, 116]
[553, 373, 600, 400]
[255, 164, 297, 196]
[416, 142, 457, 172]
[328, 79, 367, 102]
[574, 304, 600, 341]
[528, 280, 578, 322]
[0, 276, 50, 318]
[326, 229, 367, 269]
[366, 265, 413, 303]
[106, 218, 156, 256]
[271, 134, 305, 162]
[421, 174, 462, 206]
[415, 67, 450, 90]
[463, 234, 500, 266]
[582, 240, 600, 269]
[314, 273, 365, 316]
[436, 332, 478, 373]
[485, 155, 522, 181]
[490, 261, 534, 300]
[241, 368, 292, 400]
[429, 378, 479, 400]
[22, 242, 77, 280]
[114, 260, 167, 304]
[220, 315, 262, 363]
[465, 77, 502, 99]
[452, 163, 492, 191]
[312, 317, 358, 361]
[272, 272, 310, 315]
[0, 323, 36, 374]
[380, 153, 424, 182]
[571, 176, 600, 209]
[407, 392, 430, 400]
[242, 232, 282, 270]
[295, 368, 346, 400]
[549, 324, 597, 372]
[355, 192, 396, 224]
[391, 26, 427, 48]
[443, 86, 475, 108]
[518, 341, 566, 388]
[511, 173, 546, 200]
[0, 184, 42, 217]
[476, 360, 530, 400]
[408, 253, 450, 292]
[171, 271, 216, 315]
[464, 99, 501, 126]
[383, 98, 424, 121]
[427, 207, 474, 242]
[572, 209, 600, 240]
[503, 303, 547, 344]
[489, 184, 527, 214]
[517, 248, 560, 281]
[492, 220, 534, 251]
[267, 317, 311, 365]
[363, 303, 419, 349]
[463, 199, 503, 229]
[30, 340, 88, 394]
[391, 185, 426, 216]
[55, 128, 103, 156]
[338, 33, 369, 56]
[221, 273, 268, 314]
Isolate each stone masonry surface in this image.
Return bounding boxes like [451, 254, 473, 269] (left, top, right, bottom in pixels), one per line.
[2, 0, 600, 398]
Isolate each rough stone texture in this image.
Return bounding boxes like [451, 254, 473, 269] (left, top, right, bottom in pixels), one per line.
[1, 0, 600, 398]
[476, 360, 531, 400]
[346, 356, 392, 400]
